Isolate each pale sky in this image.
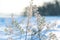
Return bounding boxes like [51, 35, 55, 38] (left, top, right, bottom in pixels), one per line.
[0, 0, 54, 17]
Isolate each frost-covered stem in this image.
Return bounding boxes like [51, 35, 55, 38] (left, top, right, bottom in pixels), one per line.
[36, 14, 41, 40]
[30, 0, 34, 40]
[11, 14, 22, 40]
[25, 16, 30, 40]
[25, 0, 33, 40]
[7, 14, 14, 40]
[11, 14, 15, 25]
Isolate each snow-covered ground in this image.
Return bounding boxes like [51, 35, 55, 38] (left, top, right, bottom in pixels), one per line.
[0, 16, 60, 40]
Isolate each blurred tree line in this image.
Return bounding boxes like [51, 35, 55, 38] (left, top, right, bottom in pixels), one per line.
[23, 0, 60, 16]
[38, 0, 60, 16]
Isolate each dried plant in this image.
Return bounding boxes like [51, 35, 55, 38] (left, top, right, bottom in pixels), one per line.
[48, 32, 58, 40]
[3, 0, 58, 40]
[4, 14, 25, 40]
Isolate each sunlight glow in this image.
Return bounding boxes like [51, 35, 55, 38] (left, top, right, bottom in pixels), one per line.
[0, 0, 53, 16]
